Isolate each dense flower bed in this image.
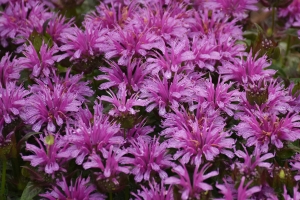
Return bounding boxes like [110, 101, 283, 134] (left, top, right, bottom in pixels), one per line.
[1, 0, 300, 199]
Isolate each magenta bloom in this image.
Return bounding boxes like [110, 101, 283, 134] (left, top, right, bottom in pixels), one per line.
[234, 145, 274, 175]
[0, 82, 30, 124]
[83, 146, 130, 184]
[22, 133, 67, 175]
[290, 153, 300, 181]
[219, 52, 275, 84]
[46, 14, 74, 43]
[198, 76, 240, 116]
[59, 102, 123, 165]
[278, 0, 300, 27]
[19, 41, 62, 77]
[132, 180, 174, 200]
[216, 177, 261, 200]
[140, 73, 196, 116]
[145, 36, 194, 78]
[105, 27, 165, 66]
[168, 117, 234, 165]
[283, 185, 300, 200]
[0, 53, 23, 86]
[165, 163, 218, 200]
[59, 23, 108, 62]
[20, 82, 81, 132]
[235, 111, 300, 152]
[101, 83, 148, 117]
[216, 0, 258, 19]
[96, 58, 147, 92]
[40, 176, 106, 200]
[124, 137, 174, 182]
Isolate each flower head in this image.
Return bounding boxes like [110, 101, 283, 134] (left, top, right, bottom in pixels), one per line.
[22, 133, 67, 175]
[283, 185, 300, 200]
[290, 153, 300, 181]
[124, 137, 174, 182]
[132, 180, 174, 200]
[216, 0, 258, 19]
[40, 176, 106, 200]
[0, 53, 23, 86]
[20, 81, 81, 132]
[0, 82, 30, 124]
[165, 163, 218, 200]
[19, 41, 61, 78]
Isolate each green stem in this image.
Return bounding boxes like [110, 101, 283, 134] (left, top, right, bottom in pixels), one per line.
[109, 192, 113, 200]
[271, 6, 275, 34]
[0, 160, 7, 200]
[283, 35, 291, 67]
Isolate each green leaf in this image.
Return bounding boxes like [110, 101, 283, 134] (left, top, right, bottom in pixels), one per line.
[20, 181, 42, 200]
[287, 143, 300, 153]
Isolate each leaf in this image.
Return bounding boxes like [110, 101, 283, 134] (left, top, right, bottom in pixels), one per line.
[17, 132, 41, 151]
[20, 181, 42, 200]
[287, 143, 300, 153]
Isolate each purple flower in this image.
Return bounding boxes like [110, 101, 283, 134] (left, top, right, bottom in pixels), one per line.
[96, 58, 147, 92]
[83, 146, 130, 184]
[125, 118, 153, 141]
[46, 14, 74, 44]
[105, 27, 165, 66]
[20, 82, 81, 132]
[132, 180, 174, 200]
[165, 163, 218, 200]
[216, 0, 258, 19]
[283, 185, 300, 200]
[59, 102, 123, 165]
[198, 76, 241, 116]
[40, 176, 106, 200]
[216, 176, 261, 200]
[279, 0, 300, 27]
[0, 53, 23, 86]
[19, 41, 61, 78]
[140, 73, 196, 116]
[240, 79, 293, 115]
[59, 23, 108, 62]
[219, 52, 275, 84]
[235, 111, 300, 152]
[233, 145, 274, 175]
[22, 133, 67, 175]
[0, 82, 30, 124]
[101, 83, 148, 117]
[145, 36, 194, 78]
[124, 137, 174, 182]
[290, 153, 300, 181]
[167, 117, 234, 165]
[189, 35, 221, 72]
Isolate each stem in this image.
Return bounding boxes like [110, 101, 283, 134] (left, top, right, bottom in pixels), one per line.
[271, 6, 275, 34]
[109, 192, 113, 200]
[0, 160, 7, 200]
[283, 35, 291, 67]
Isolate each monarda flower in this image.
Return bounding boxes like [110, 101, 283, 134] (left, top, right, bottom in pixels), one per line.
[20, 82, 81, 132]
[0, 53, 23, 86]
[216, 176, 261, 200]
[233, 145, 274, 176]
[283, 185, 300, 200]
[18, 41, 62, 78]
[132, 180, 174, 200]
[216, 0, 258, 19]
[59, 102, 123, 165]
[140, 73, 196, 116]
[96, 58, 147, 92]
[145, 36, 194, 79]
[167, 117, 234, 165]
[0, 82, 30, 124]
[290, 153, 300, 181]
[59, 23, 108, 62]
[241, 79, 293, 115]
[198, 76, 241, 116]
[83, 146, 130, 186]
[124, 137, 174, 182]
[40, 176, 106, 200]
[165, 162, 218, 200]
[105, 27, 165, 66]
[219, 52, 275, 84]
[235, 110, 300, 152]
[100, 83, 148, 117]
[22, 133, 67, 175]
